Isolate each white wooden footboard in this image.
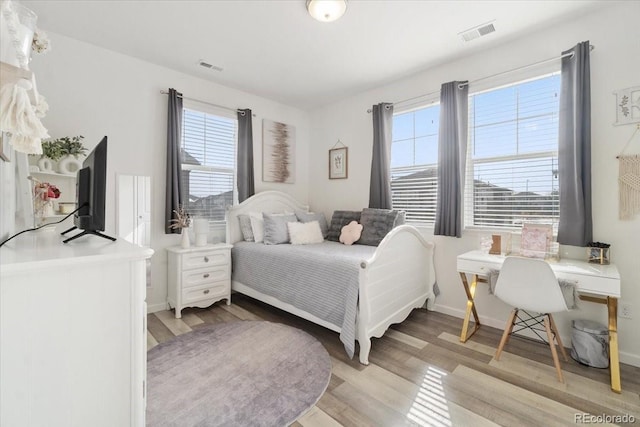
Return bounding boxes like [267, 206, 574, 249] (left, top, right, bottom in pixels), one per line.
[356, 225, 435, 364]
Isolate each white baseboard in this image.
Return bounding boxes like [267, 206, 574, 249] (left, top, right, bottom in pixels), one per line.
[619, 351, 640, 368]
[433, 303, 640, 368]
[146, 302, 168, 314]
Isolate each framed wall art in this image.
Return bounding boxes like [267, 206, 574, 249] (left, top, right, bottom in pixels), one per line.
[262, 119, 295, 184]
[329, 146, 348, 179]
[613, 86, 640, 126]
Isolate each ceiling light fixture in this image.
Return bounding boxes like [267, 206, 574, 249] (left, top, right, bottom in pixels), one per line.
[306, 0, 347, 23]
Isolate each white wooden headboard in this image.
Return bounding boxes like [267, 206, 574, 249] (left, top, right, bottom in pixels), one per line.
[225, 191, 309, 244]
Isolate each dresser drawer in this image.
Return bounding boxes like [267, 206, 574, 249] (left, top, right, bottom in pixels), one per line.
[182, 250, 229, 270]
[182, 282, 228, 305]
[182, 266, 229, 289]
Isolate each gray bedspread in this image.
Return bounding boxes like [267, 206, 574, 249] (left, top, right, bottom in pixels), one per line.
[231, 241, 377, 358]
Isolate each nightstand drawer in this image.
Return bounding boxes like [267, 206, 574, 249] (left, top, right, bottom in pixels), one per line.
[182, 267, 228, 288]
[183, 250, 229, 270]
[182, 282, 228, 305]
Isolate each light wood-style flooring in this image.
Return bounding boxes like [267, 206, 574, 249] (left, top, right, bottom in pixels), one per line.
[147, 295, 640, 426]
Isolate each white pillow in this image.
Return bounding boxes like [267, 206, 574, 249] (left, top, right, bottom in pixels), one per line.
[288, 221, 324, 245]
[249, 212, 264, 243]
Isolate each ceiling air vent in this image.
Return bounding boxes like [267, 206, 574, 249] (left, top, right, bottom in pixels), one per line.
[459, 21, 496, 42]
[198, 60, 223, 72]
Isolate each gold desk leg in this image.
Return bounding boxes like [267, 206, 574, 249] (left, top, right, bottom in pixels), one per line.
[460, 272, 481, 343]
[608, 297, 622, 394]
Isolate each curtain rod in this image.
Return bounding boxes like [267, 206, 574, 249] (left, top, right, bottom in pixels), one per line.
[366, 44, 595, 113]
[159, 90, 256, 117]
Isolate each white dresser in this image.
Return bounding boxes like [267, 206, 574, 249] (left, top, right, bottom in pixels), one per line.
[0, 230, 153, 427]
[167, 244, 232, 318]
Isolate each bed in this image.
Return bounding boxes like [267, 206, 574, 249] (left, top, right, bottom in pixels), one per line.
[226, 191, 436, 364]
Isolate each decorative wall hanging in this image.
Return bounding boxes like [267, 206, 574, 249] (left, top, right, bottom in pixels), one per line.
[329, 140, 348, 179]
[262, 119, 295, 183]
[617, 124, 640, 219]
[613, 86, 640, 126]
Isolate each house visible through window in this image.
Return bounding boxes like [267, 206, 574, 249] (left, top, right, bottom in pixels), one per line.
[466, 73, 560, 230]
[181, 105, 237, 224]
[390, 104, 440, 223]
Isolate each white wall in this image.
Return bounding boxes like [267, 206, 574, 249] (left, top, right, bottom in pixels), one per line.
[29, 33, 310, 312]
[308, 2, 640, 366]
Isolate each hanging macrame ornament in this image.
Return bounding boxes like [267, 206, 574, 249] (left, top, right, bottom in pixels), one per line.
[0, 79, 49, 154]
[617, 125, 640, 220]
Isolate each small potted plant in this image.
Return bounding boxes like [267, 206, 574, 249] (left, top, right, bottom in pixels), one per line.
[33, 135, 86, 174]
[39, 140, 65, 161]
[58, 135, 86, 158]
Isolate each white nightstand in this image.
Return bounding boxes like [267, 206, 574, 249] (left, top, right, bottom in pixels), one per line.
[166, 243, 233, 318]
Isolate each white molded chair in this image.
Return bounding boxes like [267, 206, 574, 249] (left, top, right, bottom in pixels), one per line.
[494, 256, 569, 382]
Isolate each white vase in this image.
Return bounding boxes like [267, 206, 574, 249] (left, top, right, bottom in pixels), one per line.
[58, 155, 82, 175]
[180, 228, 190, 249]
[37, 157, 54, 172]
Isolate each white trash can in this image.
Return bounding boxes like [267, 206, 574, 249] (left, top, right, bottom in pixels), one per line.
[570, 319, 609, 368]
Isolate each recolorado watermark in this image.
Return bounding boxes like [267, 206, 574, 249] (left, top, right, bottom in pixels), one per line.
[574, 413, 636, 424]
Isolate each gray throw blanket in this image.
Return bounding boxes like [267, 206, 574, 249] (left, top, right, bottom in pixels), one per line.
[232, 241, 378, 358]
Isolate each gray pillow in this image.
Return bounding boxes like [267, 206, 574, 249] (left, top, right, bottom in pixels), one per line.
[238, 214, 254, 242]
[394, 210, 406, 227]
[358, 208, 400, 246]
[263, 213, 297, 245]
[295, 210, 328, 239]
[327, 210, 361, 242]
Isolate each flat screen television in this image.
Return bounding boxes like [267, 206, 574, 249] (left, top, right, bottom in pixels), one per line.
[61, 136, 115, 243]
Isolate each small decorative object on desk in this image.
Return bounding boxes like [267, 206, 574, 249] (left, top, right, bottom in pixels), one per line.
[587, 241, 610, 265]
[170, 205, 191, 248]
[479, 235, 493, 253]
[489, 234, 501, 255]
[520, 223, 553, 259]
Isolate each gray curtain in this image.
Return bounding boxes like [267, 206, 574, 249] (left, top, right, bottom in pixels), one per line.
[369, 102, 394, 209]
[434, 81, 469, 237]
[237, 109, 254, 203]
[165, 88, 184, 234]
[557, 41, 592, 246]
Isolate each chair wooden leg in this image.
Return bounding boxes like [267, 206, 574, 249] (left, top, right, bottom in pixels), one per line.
[549, 314, 568, 362]
[544, 315, 564, 383]
[495, 308, 518, 361]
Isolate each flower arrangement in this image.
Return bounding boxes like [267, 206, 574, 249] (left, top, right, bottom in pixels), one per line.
[31, 29, 51, 54]
[34, 181, 61, 201]
[33, 180, 60, 221]
[170, 205, 191, 230]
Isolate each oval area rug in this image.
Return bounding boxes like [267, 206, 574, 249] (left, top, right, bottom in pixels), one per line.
[146, 320, 331, 427]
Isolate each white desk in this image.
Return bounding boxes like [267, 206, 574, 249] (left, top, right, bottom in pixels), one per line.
[456, 250, 622, 393]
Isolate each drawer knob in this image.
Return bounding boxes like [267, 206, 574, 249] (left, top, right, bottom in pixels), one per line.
[203, 273, 210, 278]
[203, 289, 210, 295]
[204, 256, 209, 262]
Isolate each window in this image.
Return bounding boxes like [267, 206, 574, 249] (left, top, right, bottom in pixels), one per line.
[390, 104, 440, 223]
[181, 105, 237, 224]
[466, 73, 560, 229]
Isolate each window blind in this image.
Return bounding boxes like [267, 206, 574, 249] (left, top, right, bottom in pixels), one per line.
[391, 105, 440, 224]
[181, 108, 237, 222]
[466, 73, 560, 230]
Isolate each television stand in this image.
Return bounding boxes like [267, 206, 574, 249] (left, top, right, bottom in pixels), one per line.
[61, 226, 116, 244]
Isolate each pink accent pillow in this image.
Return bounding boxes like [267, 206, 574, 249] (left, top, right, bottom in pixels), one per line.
[339, 221, 363, 245]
